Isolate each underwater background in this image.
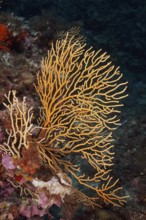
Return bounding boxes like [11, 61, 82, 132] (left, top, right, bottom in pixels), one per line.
[0, 0, 146, 219]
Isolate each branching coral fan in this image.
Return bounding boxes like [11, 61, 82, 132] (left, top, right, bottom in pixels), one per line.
[0, 33, 128, 210]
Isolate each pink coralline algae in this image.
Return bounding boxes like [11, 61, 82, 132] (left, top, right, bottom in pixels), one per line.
[0, 148, 72, 219]
[2, 153, 16, 170]
[20, 202, 48, 218]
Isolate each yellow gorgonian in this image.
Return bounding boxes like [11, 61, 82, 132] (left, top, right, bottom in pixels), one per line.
[35, 33, 128, 206]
